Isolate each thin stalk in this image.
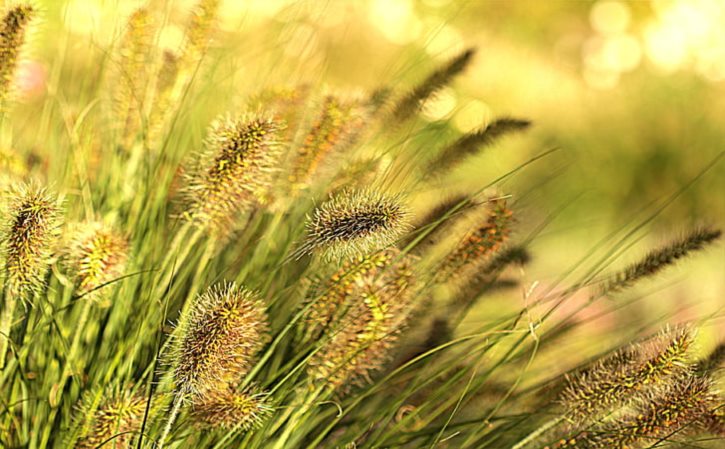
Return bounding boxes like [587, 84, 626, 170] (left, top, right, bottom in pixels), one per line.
[158, 392, 184, 449]
[0, 290, 16, 369]
[511, 416, 565, 449]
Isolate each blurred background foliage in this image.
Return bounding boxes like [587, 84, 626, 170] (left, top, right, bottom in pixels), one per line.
[10, 0, 724, 373]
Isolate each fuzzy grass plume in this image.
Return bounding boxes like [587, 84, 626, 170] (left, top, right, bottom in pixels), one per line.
[435, 198, 513, 282]
[73, 387, 147, 449]
[181, 115, 284, 232]
[172, 282, 269, 397]
[390, 47, 475, 123]
[2, 182, 60, 297]
[190, 385, 273, 431]
[64, 222, 129, 299]
[599, 226, 721, 296]
[296, 189, 411, 262]
[560, 326, 694, 422]
[307, 249, 416, 391]
[0, 3, 35, 106]
[288, 95, 365, 192]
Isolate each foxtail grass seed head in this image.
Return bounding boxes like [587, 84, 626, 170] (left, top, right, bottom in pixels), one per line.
[0, 4, 35, 106]
[248, 85, 310, 142]
[2, 183, 60, 297]
[426, 117, 531, 178]
[560, 326, 694, 422]
[695, 342, 725, 375]
[298, 189, 411, 262]
[403, 194, 472, 251]
[181, 116, 283, 231]
[436, 198, 513, 283]
[307, 249, 416, 390]
[181, 0, 220, 65]
[190, 385, 272, 430]
[600, 226, 721, 296]
[390, 47, 475, 123]
[288, 95, 365, 192]
[173, 282, 268, 397]
[112, 7, 153, 148]
[75, 387, 146, 449]
[568, 375, 720, 449]
[64, 222, 129, 298]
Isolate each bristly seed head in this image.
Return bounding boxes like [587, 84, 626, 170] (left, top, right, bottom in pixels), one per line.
[298, 189, 411, 262]
[173, 282, 268, 397]
[181, 115, 284, 232]
[306, 248, 417, 391]
[599, 226, 721, 296]
[190, 385, 273, 430]
[64, 222, 129, 299]
[74, 386, 147, 449]
[0, 4, 35, 106]
[436, 198, 513, 283]
[2, 182, 61, 297]
[560, 326, 695, 422]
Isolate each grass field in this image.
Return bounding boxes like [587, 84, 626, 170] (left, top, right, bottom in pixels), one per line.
[0, 1, 723, 448]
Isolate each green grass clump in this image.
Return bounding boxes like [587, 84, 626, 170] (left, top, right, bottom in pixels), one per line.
[0, 2, 722, 448]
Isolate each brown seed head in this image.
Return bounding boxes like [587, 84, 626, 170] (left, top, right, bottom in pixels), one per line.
[2, 183, 60, 297]
[0, 4, 35, 105]
[65, 222, 129, 298]
[190, 385, 272, 430]
[298, 189, 411, 262]
[560, 326, 695, 422]
[307, 249, 417, 391]
[75, 387, 146, 449]
[181, 116, 284, 231]
[173, 282, 268, 397]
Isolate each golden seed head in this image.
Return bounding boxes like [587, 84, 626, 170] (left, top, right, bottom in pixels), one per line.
[2, 182, 61, 297]
[181, 115, 284, 231]
[0, 4, 35, 105]
[173, 282, 269, 397]
[288, 94, 366, 191]
[577, 375, 719, 448]
[299, 189, 411, 262]
[190, 385, 273, 430]
[112, 7, 153, 148]
[560, 326, 694, 421]
[74, 387, 146, 449]
[436, 198, 513, 282]
[601, 226, 721, 296]
[181, 0, 220, 64]
[64, 222, 129, 298]
[306, 249, 417, 391]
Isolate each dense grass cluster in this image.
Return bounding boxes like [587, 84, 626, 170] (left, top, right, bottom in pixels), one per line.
[0, 2, 722, 448]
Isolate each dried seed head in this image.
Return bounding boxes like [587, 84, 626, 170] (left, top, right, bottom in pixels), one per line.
[181, 116, 283, 231]
[173, 282, 268, 397]
[2, 183, 60, 297]
[298, 189, 411, 262]
[0, 4, 35, 106]
[600, 227, 721, 296]
[112, 7, 154, 149]
[181, 0, 220, 64]
[573, 375, 720, 449]
[426, 117, 531, 178]
[74, 387, 146, 449]
[248, 85, 310, 142]
[288, 95, 366, 192]
[560, 326, 695, 422]
[390, 47, 475, 123]
[190, 385, 272, 430]
[436, 198, 513, 283]
[64, 222, 129, 298]
[307, 249, 416, 391]
[695, 342, 725, 375]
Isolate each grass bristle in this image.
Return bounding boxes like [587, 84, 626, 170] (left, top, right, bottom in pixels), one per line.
[297, 189, 411, 262]
[173, 282, 268, 397]
[190, 385, 273, 430]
